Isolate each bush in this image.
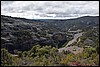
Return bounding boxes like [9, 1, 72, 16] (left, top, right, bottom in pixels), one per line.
[1, 48, 13, 66]
[18, 51, 22, 58]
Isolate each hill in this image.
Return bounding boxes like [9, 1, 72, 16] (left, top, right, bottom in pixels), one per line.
[1, 15, 99, 53]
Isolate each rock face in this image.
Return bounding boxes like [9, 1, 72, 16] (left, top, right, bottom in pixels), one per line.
[52, 33, 67, 48]
[1, 15, 99, 53]
[52, 33, 67, 41]
[58, 46, 84, 54]
[84, 38, 94, 45]
[66, 46, 84, 54]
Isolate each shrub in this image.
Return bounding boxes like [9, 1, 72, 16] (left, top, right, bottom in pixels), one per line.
[1, 48, 13, 66]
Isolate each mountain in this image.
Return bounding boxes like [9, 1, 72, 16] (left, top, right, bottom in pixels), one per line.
[1, 15, 99, 53]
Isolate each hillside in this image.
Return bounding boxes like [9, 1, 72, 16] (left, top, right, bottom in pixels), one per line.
[1, 15, 99, 66]
[1, 15, 99, 53]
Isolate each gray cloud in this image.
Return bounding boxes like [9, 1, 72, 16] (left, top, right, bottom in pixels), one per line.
[1, 1, 99, 19]
[1, 1, 14, 5]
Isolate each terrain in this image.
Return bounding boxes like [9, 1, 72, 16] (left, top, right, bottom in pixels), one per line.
[1, 15, 99, 66]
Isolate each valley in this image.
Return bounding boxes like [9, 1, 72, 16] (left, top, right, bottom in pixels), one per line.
[1, 15, 99, 66]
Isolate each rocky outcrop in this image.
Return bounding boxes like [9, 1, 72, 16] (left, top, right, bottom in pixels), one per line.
[84, 38, 94, 45]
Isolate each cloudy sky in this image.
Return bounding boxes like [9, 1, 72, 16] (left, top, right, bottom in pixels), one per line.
[1, 1, 99, 19]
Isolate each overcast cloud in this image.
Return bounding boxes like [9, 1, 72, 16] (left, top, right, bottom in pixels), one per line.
[1, 1, 99, 19]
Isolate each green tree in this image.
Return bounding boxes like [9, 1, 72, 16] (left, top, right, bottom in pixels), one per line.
[36, 47, 49, 57]
[1, 48, 13, 66]
[22, 51, 28, 57]
[29, 45, 41, 57]
[96, 43, 99, 54]
[18, 51, 22, 58]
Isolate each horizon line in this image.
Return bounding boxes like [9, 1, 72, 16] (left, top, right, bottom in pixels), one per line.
[1, 14, 99, 20]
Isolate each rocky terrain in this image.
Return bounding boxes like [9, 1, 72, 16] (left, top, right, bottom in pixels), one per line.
[1, 15, 99, 53]
[1, 15, 99, 66]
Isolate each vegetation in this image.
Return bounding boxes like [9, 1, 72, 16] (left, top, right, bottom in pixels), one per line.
[1, 43, 99, 66]
[1, 15, 99, 66]
[60, 47, 99, 66]
[1, 45, 62, 66]
[1, 49, 13, 66]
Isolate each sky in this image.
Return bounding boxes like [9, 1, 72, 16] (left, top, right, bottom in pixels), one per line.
[1, 1, 99, 19]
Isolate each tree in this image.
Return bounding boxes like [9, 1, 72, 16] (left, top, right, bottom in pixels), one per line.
[96, 43, 99, 54]
[60, 53, 74, 66]
[29, 45, 41, 57]
[18, 51, 22, 58]
[22, 51, 28, 57]
[1, 48, 13, 66]
[36, 47, 49, 57]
